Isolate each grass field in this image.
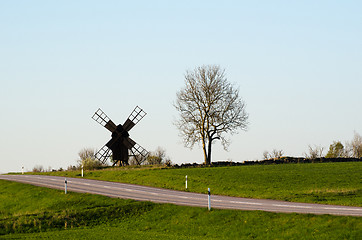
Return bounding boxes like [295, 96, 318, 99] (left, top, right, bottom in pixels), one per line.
[0, 180, 361, 239]
[28, 162, 362, 206]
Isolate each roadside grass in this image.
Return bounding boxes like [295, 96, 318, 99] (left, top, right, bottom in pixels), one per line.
[25, 162, 362, 206]
[0, 180, 361, 239]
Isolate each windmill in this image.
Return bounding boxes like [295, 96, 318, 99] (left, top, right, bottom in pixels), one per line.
[92, 106, 149, 166]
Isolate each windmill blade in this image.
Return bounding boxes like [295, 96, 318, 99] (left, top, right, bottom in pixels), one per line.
[129, 142, 149, 165]
[123, 137, 136, 149]
[95, 145, 112, 164]
[123, 106, 147, 132]
[105, 137, 117, 149]
[132, 143, 149, 158]
[92, 108, 117, 132]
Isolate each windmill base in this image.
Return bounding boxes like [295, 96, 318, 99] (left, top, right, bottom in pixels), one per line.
[112, 160, 129, 166]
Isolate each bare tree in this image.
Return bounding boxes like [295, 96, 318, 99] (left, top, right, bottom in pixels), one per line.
[263, 149, 284, 160]
[304, 145, 324, 159]
[271, 149, 284, 159]
[351, 131, 362, 158]
[343, 141, 353, 158]
[329, 132, 362, 158]
[174, 65, 249, 165]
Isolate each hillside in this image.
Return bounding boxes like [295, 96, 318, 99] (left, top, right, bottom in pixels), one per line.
[0, 180, 361, 239]
[27, 162, 362, 206]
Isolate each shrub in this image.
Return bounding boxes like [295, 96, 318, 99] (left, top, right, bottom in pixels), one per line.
[77, 148, 105, 170]
[32, 165, 44, 173]
[326, 141, 345, 158]
[146, 147, 172, 165]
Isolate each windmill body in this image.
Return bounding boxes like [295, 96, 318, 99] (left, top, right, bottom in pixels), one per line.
[92, 106, 149, 166]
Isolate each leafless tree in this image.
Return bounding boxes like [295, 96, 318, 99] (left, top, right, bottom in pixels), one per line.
[263, 149, 284, 159]
[351, 131, 362, 158]
[304, 145, 324, 159]
[174, 65, 249, 165]
[343, 132, 362, 158]
[263, 150, 270, 160]
[271, 149, 284, 159]
[343, 142, 353, 158]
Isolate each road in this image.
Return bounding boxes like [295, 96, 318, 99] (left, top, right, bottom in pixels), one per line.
[0, 174, 361, 217]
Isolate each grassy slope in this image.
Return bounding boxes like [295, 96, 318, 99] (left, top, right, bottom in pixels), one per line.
[29, 162, 362, 206]
[0, 180, 361, 239]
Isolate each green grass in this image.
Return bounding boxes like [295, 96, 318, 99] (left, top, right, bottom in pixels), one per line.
[27, 162, 362, 206]
[0, 180, 361, 239]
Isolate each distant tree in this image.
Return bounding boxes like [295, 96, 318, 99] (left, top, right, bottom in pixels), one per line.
[67, 165, 77, 171]
[351, 132, 362, 158]
[146, 147, 171, 165]
[128, 156, 139, 166]
[343, 142, 353, 158]
[304, 145, 324, 159]
[128, 154, 148, 165]
[271, 149, 284, 159]
[174, 65, 249, 165]
[263, 150, 270, 160]
[32, 165, 44, 173]
[325, 141, 345, 158]
[78, 148, 104, 170]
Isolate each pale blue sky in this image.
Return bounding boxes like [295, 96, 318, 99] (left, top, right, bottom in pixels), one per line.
[1, 1, 361, 173]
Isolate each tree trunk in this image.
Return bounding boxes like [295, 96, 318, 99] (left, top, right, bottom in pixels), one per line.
[205, 139, 212, 165]
[203, 149, 208, 165]
[202, 138, 208, 165]
[207, 140, 211, 165]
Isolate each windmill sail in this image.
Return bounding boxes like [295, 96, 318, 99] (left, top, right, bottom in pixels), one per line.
[92, 108, 117, 132]
[95, 145, 112, 164]
[123, 106, 147, 131]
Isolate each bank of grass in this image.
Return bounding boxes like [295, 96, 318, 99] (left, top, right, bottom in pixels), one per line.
[0, 180, 361, 239]
[27, 162, 362, 206]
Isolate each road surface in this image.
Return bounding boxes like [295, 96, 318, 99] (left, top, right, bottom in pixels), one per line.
[0, 174, 361, 217]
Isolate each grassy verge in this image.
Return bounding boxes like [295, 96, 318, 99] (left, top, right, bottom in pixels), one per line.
[0, 180, 361, 239]
[25, 162, 362, 206]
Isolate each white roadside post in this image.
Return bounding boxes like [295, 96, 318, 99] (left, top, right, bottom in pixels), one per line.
[185, 175, 188, 190]
[22, 166, 24, 175]
[81, 165, 84, 177]
[208, 188, 211, 211]
[65, 179, 67, 194]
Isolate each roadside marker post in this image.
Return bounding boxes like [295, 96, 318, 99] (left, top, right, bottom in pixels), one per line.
[22, 166, 24, 175]
[208, 188, 211, 211]
[65, 179, 67, 194]
[185, 175, 188, 189]
[81, 165, 84, 177]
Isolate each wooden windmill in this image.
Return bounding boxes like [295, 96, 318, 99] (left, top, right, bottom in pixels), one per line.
[92, 106, 149, 166]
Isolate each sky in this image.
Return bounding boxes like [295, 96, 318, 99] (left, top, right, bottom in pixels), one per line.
[1, 1, 361, 173]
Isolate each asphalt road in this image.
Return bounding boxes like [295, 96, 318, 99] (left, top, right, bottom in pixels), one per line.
[1, 174, 361, 217]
